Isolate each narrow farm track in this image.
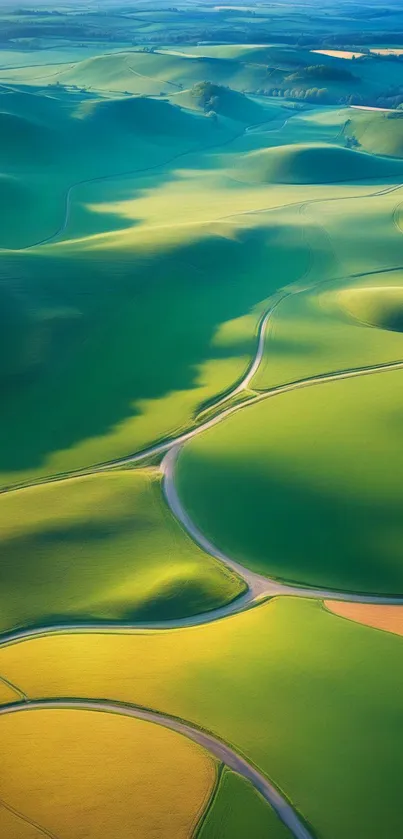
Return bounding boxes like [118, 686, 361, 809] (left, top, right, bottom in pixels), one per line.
[1, 110, 403, 631]
[1, 112, 403, 839]
[0, 673, 27, 701]
[0, 698, 314, 839]
[0, 795, 59, 839]
[5, 103, 304, 252]
[3, 358, 403, 651]
[4, 123, 255, 251]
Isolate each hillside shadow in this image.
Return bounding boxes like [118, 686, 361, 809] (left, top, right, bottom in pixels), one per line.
[0, 220, 310, 478]
[178, 447, 403, 597]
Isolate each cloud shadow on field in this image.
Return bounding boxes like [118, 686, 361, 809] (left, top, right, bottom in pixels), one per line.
[0, 217, 310, 479]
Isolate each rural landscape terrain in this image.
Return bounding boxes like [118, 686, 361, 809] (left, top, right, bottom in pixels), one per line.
[1, 0, 403, 836]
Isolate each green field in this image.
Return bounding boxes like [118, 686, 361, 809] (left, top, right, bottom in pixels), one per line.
[177, 370, 403, 594]
[254, 270, 403, 391]
[199, 769, 291, 839]
[0, 206, 309, 487]
[2, 2, 403, 837]
[0, 469, 244, 633]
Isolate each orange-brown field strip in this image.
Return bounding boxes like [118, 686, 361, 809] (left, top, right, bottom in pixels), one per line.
[325, 601, 403, 638]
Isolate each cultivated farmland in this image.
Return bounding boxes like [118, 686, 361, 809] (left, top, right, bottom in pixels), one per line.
[1, 0, 403, 836]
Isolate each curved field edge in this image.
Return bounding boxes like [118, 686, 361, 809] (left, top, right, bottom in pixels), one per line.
[0, 700, 313, 839]
[1, 598, 403, 839]
[0, 468, 245, 634]
[0, 213, 308, 488]
[0, 707, 217, 839]
[198, 767, 293, 839]
[324, 601, 403, 638]
[175, 369, 403, 595]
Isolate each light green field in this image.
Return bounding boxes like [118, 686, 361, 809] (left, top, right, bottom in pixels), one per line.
[345, 110, 403, 157]
[338, 284, 403, 330]
[199, 769, 291, 839]
[0, 469, 244, 632]
[177, 369, 403, 594]
[235, 142, 403, 185]
[255, 189, 403, 391]
[0, 50, 282, 96]
[254, 271, 403, 391]
[3, 597, 403, 839]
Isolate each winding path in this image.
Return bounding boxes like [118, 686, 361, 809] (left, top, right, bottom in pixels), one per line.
[2, 105, 403, 839]
[0, 698, 314, 839]
[3, 356, 403, 651]
[1, 110, 403, 635]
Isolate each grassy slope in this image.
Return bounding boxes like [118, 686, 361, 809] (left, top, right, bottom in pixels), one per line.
[236, 142, 403, 185]
[254, 272, 403, 391]
[338, 284, 403, 331]
[0, 214, 309, 487]
[0, 469, 244, 633]
[3, 598, 403, 839]
[346, 110, 403, 158]
[0, 51, 275, 96]
[0, 89, 233, 247]
[2, 166, 399, 485]
[255, 185, 403, 390]
[0, 710, 215, 839]
[199, 769, 292, 839]
[176, 370, 403, 594]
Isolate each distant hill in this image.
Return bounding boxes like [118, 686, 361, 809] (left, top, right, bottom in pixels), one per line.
[345, 110, 403, 158]
[235, 142, 403, 184]
[174, 82, 278, 125]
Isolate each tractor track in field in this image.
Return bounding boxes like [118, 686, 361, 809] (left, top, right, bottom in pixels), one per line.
[0, 698, 314, 839]
[0, 794, 59, 839]
[0, 798, 58, 839]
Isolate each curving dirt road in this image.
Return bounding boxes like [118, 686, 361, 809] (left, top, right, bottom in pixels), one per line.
[1, 109, 403, 839]
[0, 698, 314, 839]
[1, 113, 403, 632]
[3, 355, 403, 650]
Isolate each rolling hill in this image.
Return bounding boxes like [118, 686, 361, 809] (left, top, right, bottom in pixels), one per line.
[236, 142, 403, 184]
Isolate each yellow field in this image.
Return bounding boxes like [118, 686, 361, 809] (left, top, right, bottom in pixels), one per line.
[0, 806, 39, 839]
[0, 709, 215, 839]
[0, 679, 19, 705]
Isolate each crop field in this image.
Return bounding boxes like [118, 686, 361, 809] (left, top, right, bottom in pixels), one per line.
[199, 769, 292, 839]
[2, 0, 403, 837]
[0, 709, 216, 839]
[2, 598, 403, 838]
[177, 371, 403, 594]
[0, 469, 244, 633]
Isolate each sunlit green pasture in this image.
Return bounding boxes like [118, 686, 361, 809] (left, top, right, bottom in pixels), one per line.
[177, 369, 403, 594]
[0, 468, 244, 632]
